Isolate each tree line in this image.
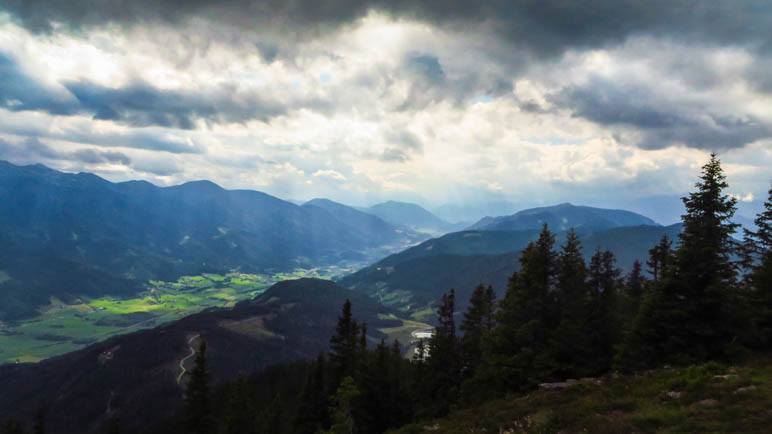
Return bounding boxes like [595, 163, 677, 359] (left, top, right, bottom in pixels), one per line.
[3, 154, 770, 434]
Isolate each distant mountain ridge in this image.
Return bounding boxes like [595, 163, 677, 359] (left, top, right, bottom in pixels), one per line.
[0, 161, 417, 320]
[361, 200, 456, 234]
[469, 202, 658, 232]
[302, 198, 420, 245]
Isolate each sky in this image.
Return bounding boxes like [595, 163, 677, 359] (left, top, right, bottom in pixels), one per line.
[0, 1, 769, 223]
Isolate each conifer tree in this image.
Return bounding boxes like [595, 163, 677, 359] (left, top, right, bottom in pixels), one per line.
[460, 284, 496, 376]
[625, 260, 646, 317]
[480, 224, 557, 392]
[32, 408, 45, 434]
[360, 339, 390, 433]
[674, 153, 739, 360]
[741, 186, 772, 348]
[254, 395, 283, 434]
[586, 249, 621, 373]
[324, 377, 360, 434]
[618, 154, 740, 369]
[295, 355, 330, 434]
[551, 229, 592, 378]
[411, 337, 428, 399]
[222, 376, 254, 434]
[424, 289, 460, 416]
[185, 339, 213, 434]
[388, 340, 412, 427]
[99, 418, 121, 434]
[330, 300, 361, 385]
[0, 420, 25, 434]
[359, 322, 368, 354]
[647, 235, 674, 282]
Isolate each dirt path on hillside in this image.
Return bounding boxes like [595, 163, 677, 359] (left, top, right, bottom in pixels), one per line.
[176, 334, 200, 385]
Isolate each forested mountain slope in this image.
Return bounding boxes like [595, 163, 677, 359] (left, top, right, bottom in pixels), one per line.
[0, 279, 398, 433]
[341, 224, 682, 314]
[0, 161, 414, 319]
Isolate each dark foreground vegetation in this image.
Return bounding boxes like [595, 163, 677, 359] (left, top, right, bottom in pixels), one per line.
[3, 154, 770, 433]
[393, 356, 772, 433]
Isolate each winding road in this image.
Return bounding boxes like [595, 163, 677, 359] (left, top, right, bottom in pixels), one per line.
[176, 334, 201, 385]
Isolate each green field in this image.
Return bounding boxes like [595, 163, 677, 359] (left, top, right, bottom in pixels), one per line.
[0, 269, 337, 364]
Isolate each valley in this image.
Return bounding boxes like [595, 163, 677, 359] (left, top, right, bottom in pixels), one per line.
[0, 268, 342, 364]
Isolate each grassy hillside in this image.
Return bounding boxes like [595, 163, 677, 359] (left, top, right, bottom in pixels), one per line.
[0, 269, 334, 364]
[392, 356, 772, 433]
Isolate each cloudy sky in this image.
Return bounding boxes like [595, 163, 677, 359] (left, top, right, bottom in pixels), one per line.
[0, 1, 769, 222]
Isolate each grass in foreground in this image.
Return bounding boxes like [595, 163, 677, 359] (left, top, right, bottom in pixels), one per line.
[392, 356, 772, 433]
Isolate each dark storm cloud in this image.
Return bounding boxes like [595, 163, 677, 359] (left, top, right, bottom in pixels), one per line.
[0, 136, 186, 176]
[0, 52, 326, 130]
[0, 136, 132, 165]
[71, 148, 132, 165]
[63, 80, 303, 129]
[553, 77, 772, 150]
[0, 53, 77, 115]
[2, 1, 771, 56]
[0, 112, 203, 155]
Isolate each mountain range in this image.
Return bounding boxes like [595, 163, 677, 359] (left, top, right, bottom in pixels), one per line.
[0, 161, 419, 320]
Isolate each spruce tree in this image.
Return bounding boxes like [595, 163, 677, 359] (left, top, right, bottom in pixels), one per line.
[295, 355, 330, 434]
[625, 260, 646, 318]
[618, 154, 740, 369]
[0, 420, 25, 434]
[741, 186, 772, 348]
[480, 224, 557, 392]
[222, 376, 254, 434]
[424, 289, 460, 417]
[360, 339, 390, 433]
[647, 235, 674, 282]
[675, 153, 739, 360]
[324, 377, 360, 434]
[330, 300, 360, 385]
[359, 322, 368, 354]
[185, 339, 213, 434]
[388, 340, 412, 427]
[586, 249, 621, 373]
[99, 418, 121, 434]
[460, 284, 496, 376]
[551, 229, 592, 378]
[32, 408, 44, 434]
[254, 395, 283, 434]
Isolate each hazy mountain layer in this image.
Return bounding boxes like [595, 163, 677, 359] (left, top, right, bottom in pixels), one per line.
[469, 202, 658, 232]
[0, 161, 415, 320]
[362, 200, 456, 234]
